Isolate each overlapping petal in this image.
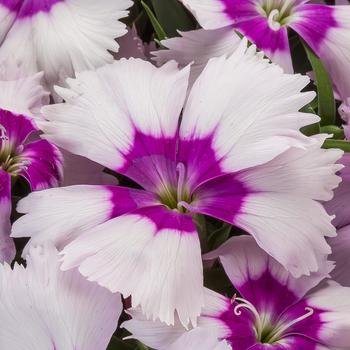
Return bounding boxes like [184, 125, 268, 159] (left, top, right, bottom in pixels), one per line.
[41, 59, 190, 192]
[0, 69, 49, 119]
[153, 27, 241, 87]
[179, 40, 318, 188]
[60, 206, 203, 327]
[12, 185, 157, 252]
[0, 243, 122, 350]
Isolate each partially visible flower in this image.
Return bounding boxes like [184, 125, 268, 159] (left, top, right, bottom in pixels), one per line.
[13, 42, 342, 326]
[0, 109, 62, 263]
[179, 0, 350, 102]
[0, 243, 122, 349]
[324, 154, 350, 286]
[0, 0, 132, 98]
[153, 27, 242, 87]
[125, 235, 350, 350]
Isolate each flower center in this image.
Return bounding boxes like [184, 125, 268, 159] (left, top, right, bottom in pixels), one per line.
[233, 295, 314, 344]
[258, 0, 297, 30]
[0, 124, 29, 176]
[158, 162, 192, 213]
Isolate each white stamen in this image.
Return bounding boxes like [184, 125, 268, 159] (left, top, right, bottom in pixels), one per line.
[234, 297, 261, 320]
[176, 162, 186, 202]
[268, 307, 314, 343]
[267, 9, 281, 31]
[177, 201, 198, 213]
[0, 124, 8, 141]
[233, 297, 264, 339]
[233, 296, 315, 344]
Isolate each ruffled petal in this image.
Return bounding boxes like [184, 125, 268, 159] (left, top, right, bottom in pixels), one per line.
[194, 139, 341, 277]
[235, 193, 336, 277]
[61, 206, 203, 327]
[125, 288, 256, 349]
[41, 59, 190, 191]
[324, 153, 350, 228]
[125, 289, 236, 349]
[0, 69, 49, 119]
[179, 39, 318, 188]
[12, 185, 156, 253]
[0, 243, 122, 350]
[0, 0, 132, 96]
[0, 170, 15, 263]
[153, 27, 241, 88]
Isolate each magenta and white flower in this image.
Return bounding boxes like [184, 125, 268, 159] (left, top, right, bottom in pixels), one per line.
[177, 0, 350, 102]
[0, 243, 122, 349]
[0, 0, 132, 98]
[12, 41, 342, 326]
[0, 108, 62, 263]
[324, 154, 350, 287]
[125, 235, 350, 350]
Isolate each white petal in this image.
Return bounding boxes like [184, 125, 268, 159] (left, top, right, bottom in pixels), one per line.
[0, 0, 132, 97]
[41, 59, 189, 171]
[324, 153, 350, 228]
[181, 39, 318, 172]
[12, 185, 120, 252]
[180, 0, 234, 29]
[60, 210, 204, 327]
[124, 288, 231, 349]
[0, 243, 122, 350]
[153, 27, 241, 88]
[235, 193, 336, 277]
[236, 136, 343, 201]
[0, 68, 48, 119]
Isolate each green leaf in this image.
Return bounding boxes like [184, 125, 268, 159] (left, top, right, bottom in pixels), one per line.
[151, 0, 196, 37]
[300, 103, 320, 136]
[107, 336, 135, 350]
[208, 223, 232, 250]
[322, 139, 350, 152]
[141, 1, 167, 40]
[303, 41, 336, 126]
[320, 125, 345, 140]
[137, 341, 149, 350]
